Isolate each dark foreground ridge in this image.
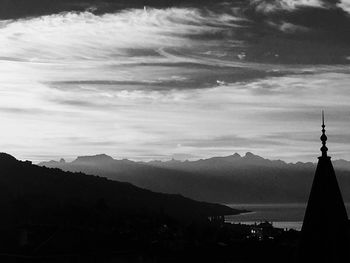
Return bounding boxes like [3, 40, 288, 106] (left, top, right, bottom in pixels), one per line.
[0, 153, 302, 263]
[0, 152, 239, 222]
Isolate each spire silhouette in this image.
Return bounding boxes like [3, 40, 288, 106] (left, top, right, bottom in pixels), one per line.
[298, 113, 349, 262]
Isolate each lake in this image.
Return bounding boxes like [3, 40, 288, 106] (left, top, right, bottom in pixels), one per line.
[225, 203, 350, 231]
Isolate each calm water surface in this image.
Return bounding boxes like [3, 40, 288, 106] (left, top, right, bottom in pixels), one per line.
[225, 203, 350, 231]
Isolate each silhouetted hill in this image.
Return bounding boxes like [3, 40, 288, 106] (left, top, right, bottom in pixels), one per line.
[0, 152, 241, 227]
[39, 153, 350, 203]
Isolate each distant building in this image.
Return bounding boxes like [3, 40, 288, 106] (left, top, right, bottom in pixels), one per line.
[298, 112, 350, 262]
[208, 215, 225, 225]
[248, 221, 283, 241]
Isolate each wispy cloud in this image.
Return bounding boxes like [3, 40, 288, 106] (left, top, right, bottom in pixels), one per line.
[250, 0, 327, 13]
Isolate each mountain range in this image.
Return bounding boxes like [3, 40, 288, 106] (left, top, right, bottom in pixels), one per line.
[0, 152, 240, 226]
[39, 152, 350, 204]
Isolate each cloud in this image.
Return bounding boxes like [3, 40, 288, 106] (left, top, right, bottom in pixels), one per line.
[0, 8, 246, 62]
[0, 5, 350, 163]
[267, 21, 309, 33]
[338, 0, 350, 13]
[181, 135, 287, 148]
[250, 0, 324, 13]
[246, 0, 350, 47]
[1, 4, 350, 69]
[249, 0, 343, 13]
[1, 67, 350, 163]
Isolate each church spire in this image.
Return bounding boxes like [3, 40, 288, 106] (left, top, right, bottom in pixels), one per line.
[320, 110, 328, 157]
[298, 113, 349, 262]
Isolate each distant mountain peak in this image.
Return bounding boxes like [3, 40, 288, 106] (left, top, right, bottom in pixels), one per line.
[244, 152, 262, 159]
[74, 154, 114, 163]
[232, 153, 241, 158]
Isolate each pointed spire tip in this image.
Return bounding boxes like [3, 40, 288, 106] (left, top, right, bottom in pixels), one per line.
[320, 110, 328, 157]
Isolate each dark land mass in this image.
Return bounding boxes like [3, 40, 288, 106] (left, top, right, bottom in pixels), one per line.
[40, 152, 350, 204]
[0, 152, 240, 224]
[0, 152, 302, 262]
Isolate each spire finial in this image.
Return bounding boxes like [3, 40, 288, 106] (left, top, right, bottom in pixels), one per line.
[322, 110, 324, 127]
[320, 110, 328, 157]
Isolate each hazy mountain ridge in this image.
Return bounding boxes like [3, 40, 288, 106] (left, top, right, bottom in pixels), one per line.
[39, 152, 350, 204]
[40, 152, 319, 170]
[332, 159, 350, 171]
[146, 152, 316, 171]
[0, 152, 241, 226]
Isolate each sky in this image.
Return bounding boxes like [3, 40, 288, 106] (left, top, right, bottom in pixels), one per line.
[1, 0, 350, 162]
